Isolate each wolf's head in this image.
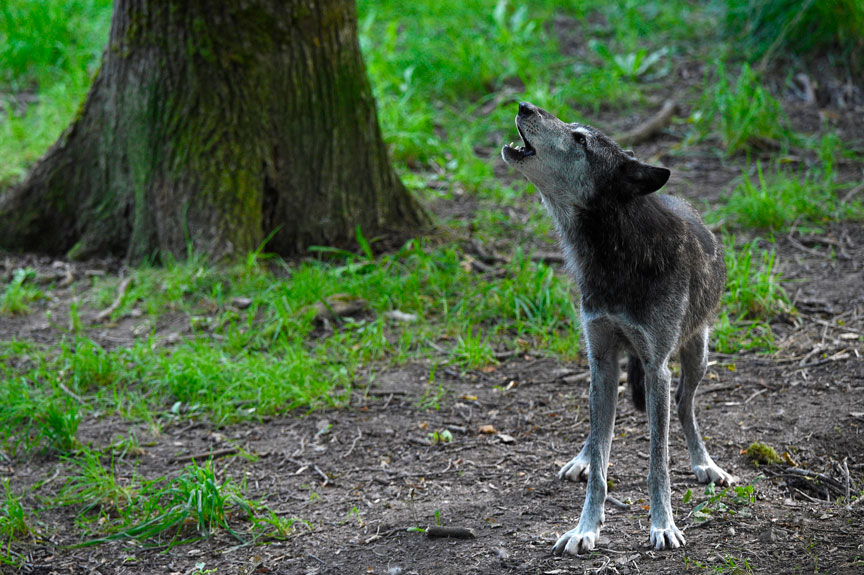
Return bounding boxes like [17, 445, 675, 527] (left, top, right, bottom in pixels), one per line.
[501, 102, 670, 218]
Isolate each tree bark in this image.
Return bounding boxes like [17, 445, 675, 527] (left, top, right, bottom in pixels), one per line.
[0, 0, 427, 261]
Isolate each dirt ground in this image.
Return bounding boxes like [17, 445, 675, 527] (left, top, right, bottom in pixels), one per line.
[4, 222, 864, 575]
[4, 37, 864, 575]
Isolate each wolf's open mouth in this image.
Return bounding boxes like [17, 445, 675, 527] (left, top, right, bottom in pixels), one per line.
[505, 122, 536, 159]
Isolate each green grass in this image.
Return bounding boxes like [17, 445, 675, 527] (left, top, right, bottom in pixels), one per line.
[0, 268, 42, 315]
[715, 156, 864, 232]
[0, 243, 583, 449]
[690, 61, 792, 155]
[0, 0, 112, 185]
[75, 459, 277, 547]
[725, 0, 864, 67]
[713, 235, 790, 353]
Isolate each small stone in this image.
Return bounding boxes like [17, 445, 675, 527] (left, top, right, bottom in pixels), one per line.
[758, 526, 777, 543]
[727, 527, 736, 537]
[232, 296, 253, 309]
[497, 433, 516, 444]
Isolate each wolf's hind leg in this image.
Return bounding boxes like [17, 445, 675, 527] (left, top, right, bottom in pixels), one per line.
[677, 327, 736, 486]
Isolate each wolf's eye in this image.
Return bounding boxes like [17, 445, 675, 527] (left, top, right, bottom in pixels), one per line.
[573, 132, 587, 146]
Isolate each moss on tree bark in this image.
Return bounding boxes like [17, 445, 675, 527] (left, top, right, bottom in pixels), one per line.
[0, 0, 427, 261]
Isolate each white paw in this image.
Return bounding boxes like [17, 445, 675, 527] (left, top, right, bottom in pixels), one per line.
[649, 522, 686, 550]
[552, 525, 600, 556]
[558, 456, 590, 482]
[693, 463, 736, 486]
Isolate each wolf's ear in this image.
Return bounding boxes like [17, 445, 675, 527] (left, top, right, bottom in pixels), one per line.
[619, 159, 670, 195]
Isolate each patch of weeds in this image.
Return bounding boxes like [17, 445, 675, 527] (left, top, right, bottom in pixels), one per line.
[428, 429, 453, 445]
[54, 448, 136, 517]
[0, 480, 32, 542]
[0, 268, 42, 315]
[38, 399, 81, 453]
[590, 41, 669, 81]
[690, 61, 791, 155]
[251, 510, 309, 540]
[725, 0, 864, 67]
[714, 148, 864, 232]
[82, 460, 260, 547]
[684, 479, 759, 524]
[745, 441, 781, 465]
[453, 330, 497, 369]
[714, 235, 790, 353]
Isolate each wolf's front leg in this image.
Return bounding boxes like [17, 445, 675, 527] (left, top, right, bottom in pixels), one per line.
[553, 348, 619, 556]
[558, 441, 590, 482]
[646, 361, 686, 550]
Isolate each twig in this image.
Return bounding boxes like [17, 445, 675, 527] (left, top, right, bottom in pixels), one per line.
[172, 446, 239, 463]
[342, 429, 362, 459]
[841, 181, 864, 204]
[782, 467, 845, 493]
[606, 495, 630, 510]
[614, 100, 678, 147]
[808, 317, 864, 337]
[842, 458, 852, 509]
[58, 382, 86, 404]
[787, 235, 833, 259]
[744, 388, 767, 404]
[530, 251, 565, 264]
[95, 276, 133, 322]
[313, 464, 329, 487]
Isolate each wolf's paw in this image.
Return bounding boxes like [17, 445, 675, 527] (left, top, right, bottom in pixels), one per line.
[693, 463, 736, 487]
[552, 524, 600, 556]
[649, 521, 686, 551]
[558, 455, 590, 482]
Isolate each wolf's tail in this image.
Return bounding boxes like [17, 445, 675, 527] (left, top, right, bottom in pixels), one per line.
[627, 355, 646, 412]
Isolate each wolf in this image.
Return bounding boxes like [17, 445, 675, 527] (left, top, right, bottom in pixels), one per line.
[501, 102, 734, 555]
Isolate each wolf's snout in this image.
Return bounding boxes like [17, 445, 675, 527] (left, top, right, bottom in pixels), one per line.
[518, 101, 536, 118]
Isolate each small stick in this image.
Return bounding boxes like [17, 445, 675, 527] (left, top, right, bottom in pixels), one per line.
[95, 276, 133, 322]
[841, 181, 864, 204]
[783, 467, 845, 493]
[606, 495, 630, 510]
[342, 429, 362, 459]
[58, 382, 86, 404]
[808, 317, 864, 337]
[615, 100, 678, 147]
[842, 458, 852, 509]
[426, 526, 476, 539]
[313, 464, 329, 487]
[172, 446, 239, 463]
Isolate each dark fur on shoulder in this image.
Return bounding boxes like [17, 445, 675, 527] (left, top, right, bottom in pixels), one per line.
[502, 102, 733, 557]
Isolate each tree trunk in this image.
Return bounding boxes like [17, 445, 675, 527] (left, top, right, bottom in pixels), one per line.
[0, 0, 426, 261]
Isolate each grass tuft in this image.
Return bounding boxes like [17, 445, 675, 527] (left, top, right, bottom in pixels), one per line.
[691, 61, 790, 155]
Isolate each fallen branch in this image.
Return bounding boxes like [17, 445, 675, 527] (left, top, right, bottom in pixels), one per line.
[426, 526, 476, 539]
[841, 181, 864, 204]
[95, 276, 133, 322]
[172, 446, 239, 463]
[614, 100, 678, 147]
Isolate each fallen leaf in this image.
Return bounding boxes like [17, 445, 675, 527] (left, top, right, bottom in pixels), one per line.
[478, 425, 497, 435]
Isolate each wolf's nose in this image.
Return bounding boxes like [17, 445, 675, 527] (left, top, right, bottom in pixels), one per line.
[518, 101, 535, 117]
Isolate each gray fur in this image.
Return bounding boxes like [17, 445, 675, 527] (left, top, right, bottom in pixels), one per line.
[501, 102, 734, 555]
